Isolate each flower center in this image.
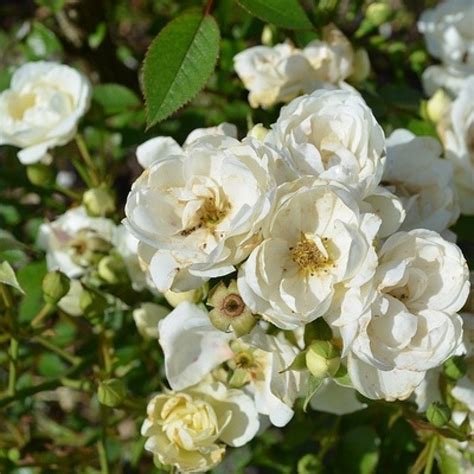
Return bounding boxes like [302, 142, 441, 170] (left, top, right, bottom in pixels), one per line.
[221, 294, 245, 318]
[198, 196, 230, 226]
[9, 92, 36, 120]
[290, 233, 331, 275]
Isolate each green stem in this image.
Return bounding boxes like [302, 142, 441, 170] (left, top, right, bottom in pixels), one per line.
[0, 283, 15, 308]
[71, 156, 94, 188]
[53, 184, 82, 201]
[31, 303, 53, 327]
[98, 406, 110, 474]
[7, 338, 19, 396]
[75, 134, 100, 186]
[424, 436, 438, 474]
[33, 336, 81, 366]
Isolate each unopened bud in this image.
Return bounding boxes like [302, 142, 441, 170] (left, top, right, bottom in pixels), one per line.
[98, 378, 126, 407]
[42, 271, 71, 305]
[83, 187, 116, 217]
[261, 25, 274, 46]
[247, 123, 269, 141]
[80, 288, 107, 321]
[298, 454, 322, 474]
[133, 302, 169, 339]
[164, 284, 208, 308]
[426, 402, 451, 427]
[443, 355, 467, 381]
[350, 48, 371, 83]
[366, 3, 391, 26]
[305, 340, 340, 378]
[207, 281, 256, 337]
[98, 255, 128, 285]
[27, 163, 55, 187]
[426, 89, 452, 124]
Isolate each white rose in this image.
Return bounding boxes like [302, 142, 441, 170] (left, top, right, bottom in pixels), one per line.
[303, 25, 354, 83]
[158, 302, 304, 427]
[125, 134, 276, 293]
[383, 129, 459, 232]
[37, 207, 116, 278]
[438, 77, 474, 214]
[422, 65, 472, 97]
[346, 229, 469, 400]
[238, 178, 380, 330]
[418, 0, 474, 69]
[142, 381, 259, 473]
[265, 89, 386, 197]
[133, 302, 170, 339]
[0, 61, 91, 164]
[234, 43, 320, 108]
[135, 123, 237, 169]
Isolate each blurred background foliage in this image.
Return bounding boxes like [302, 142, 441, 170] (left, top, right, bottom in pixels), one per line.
[0, 0, 472, 473]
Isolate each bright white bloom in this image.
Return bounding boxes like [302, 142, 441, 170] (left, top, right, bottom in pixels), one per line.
[158, 302, 303, 427]
[383, 129, 459, 232]
[38, 207, 116, 278]
[345, 229, 469, 400]
[141, 381, 259, 473]
[438, 77, 474, 214]
[422, 65, 472, 97]
[265, 89, 386, 197]
[125, 134, 276, 293]
[135, 123, 237, 169]
[133, 302, 170, 339]
[238, 178, 380, 330]
[234, 43, 317, 108]
[418, 0, 474, 69]
[0, 61, 91, 164]
[303, 25, 354, 83]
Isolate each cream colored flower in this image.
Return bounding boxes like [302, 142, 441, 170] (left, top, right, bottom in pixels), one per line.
[345, 229, 469, 400]
[142, 381, 259, 473]
[0, 61, 91, 164]
[303, 25, 354, 83]
[265, 89, 385, 197]
[234, 43, 318, 108]
[418, 0, 474, 69]
[158, 302, 304, 427]
[384, 129, 459, 232]
[238, 178, 380, 330]
[125, 134, 276, 293]
[438, 77, 474, 214]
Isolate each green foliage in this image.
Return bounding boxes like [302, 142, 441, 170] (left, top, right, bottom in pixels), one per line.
[236, 0, 313, 30]
[143, 11, 220, 126]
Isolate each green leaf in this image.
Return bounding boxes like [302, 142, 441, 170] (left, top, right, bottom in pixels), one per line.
[93, 84, 141, 115]
[35, 0, 65, 12]
[340, 426, 380, 474]
[0, 261, 24, 293]
[17, 260, 48, 322]
[143, 11, 220, 127]
[236, 0, 312, 30]
[438, 442, 461, 474]
[303, 375, 323, 412]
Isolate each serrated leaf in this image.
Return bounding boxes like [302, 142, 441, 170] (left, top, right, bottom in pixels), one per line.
[143, 11, 220, 126]
[236, 0, 312, 30]
[0, 261, 24, 293]
[303, 375, 323, 412]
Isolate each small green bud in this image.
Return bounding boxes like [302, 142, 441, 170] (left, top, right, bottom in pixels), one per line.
[83, 187, 116, 217]
[426, 402, 451, 427]
[261, 25, 274, 46]
[164, 284, 208, 308]
[426, 89, 452, 124]
[97, 255, 128, 285]
[305, 340, 340, 379]
[42, 271, 71, 305]
[26, 163, 55, 187]
[98, 378, 126, 407]
[366, 3, 391, 26]
[7, 448, 20, 462]
[443, 355, 467, 381]
[80, 288, 107, 321]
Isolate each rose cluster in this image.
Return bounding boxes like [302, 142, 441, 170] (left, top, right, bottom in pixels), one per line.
[122, 86, 469, 470]
[4, 1, 473, 472]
